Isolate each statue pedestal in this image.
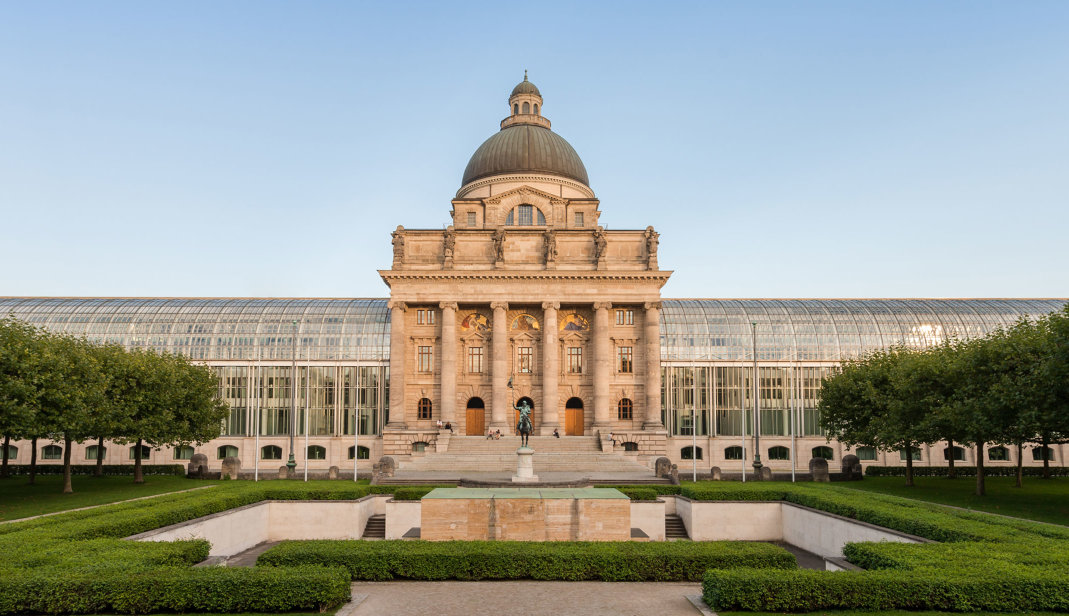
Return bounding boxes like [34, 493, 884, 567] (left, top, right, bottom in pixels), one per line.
[512, 447, 539, 483]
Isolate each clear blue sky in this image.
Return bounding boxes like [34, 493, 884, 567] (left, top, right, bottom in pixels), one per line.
[2, 1, 1066, 299]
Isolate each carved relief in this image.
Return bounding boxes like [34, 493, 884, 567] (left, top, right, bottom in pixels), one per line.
[592, 228, 607, 267]
[542, 229, 557, 264]
[491, 228, 506, 263]
[644, 226, 659, 270]
[443, 227, 456, 268]
[391, 226, 406, 266]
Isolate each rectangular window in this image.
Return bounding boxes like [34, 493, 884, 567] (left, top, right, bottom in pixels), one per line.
[517, 346, 533, 373]
[466, 211, 476, 226]
[416, 309, 435, 325]
[417, 345, 433, 373]
[567, 347, 583, 373]
[617, 346, 633, 373]
[574, 211, 584, 227]
[518, 204, 533, 225]
[467, 346, 483, 373]
[615, 309, 634, 325]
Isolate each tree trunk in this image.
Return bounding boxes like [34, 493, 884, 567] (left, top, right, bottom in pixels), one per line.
[133, 438, 144, 484]
[28, 437, 37, 485]
[947, 439, 956, 479]
[1041, 435, 1051, 479]
[905, 444, 915, 487]
[62, 435, 73, 494]
[975, 442, 985, 496]
[1015, 442, 1024, 488]
[1, 435, 10, 478]
[94, 436, 104, 477]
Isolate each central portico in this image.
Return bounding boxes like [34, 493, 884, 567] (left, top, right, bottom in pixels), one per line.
[378, 75, 671, 459]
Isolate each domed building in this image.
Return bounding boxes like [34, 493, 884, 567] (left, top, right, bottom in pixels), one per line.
[0, 76, 1064, 478]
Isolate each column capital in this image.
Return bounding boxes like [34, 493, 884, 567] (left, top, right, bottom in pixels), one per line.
[490, 301, 509, 311]
[439, 301, 458, 311]
[387, 301, 407, 312]
[643, 301, 662, 311]
[593, 301, 613, 311]
[541, 301, 560, 311]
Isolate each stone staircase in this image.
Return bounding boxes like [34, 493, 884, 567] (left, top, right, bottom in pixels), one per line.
[665, 514, 689, 540]
[398, 435, 653, 474]
[362, 514, 385, 539]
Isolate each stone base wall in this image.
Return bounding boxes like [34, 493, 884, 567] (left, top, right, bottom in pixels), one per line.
[382, 429, 440, 456]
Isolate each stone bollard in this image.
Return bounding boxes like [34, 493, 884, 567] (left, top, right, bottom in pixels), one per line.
[669, 463, 680, 485]
[328, 465, 339, 480]
[841, 454, 863, 480]
[759, 466, 773, 481]
[710, 466, 722, 480]
[809, 457, 830, 482]
[187, 453, 208, 478]
[654, 457, 673, 479]
[221, 456, 241, 480]
[372, 456, 397, 482]
[278, 465, 291, 480]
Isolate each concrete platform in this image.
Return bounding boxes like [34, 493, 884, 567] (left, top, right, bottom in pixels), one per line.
[384, 469, 667, 485]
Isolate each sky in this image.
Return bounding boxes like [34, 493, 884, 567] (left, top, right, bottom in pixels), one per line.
[1, 1, 1067, 299]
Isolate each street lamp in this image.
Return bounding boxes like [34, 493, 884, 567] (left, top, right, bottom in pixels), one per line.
[287, 319, 298, 472]
[751, 322, 763, 477]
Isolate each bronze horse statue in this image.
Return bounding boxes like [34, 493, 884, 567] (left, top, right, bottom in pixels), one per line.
[514, 399, 533, 447]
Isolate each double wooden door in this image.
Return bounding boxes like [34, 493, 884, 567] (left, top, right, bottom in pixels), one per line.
[466, 405, 485, 436]
[564, 407, 584, 436]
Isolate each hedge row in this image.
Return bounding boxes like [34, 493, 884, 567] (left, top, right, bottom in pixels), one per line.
[258, 539, 796, 581]
[865, 465, 1069, 478]
[702, 568, 1069, 612]
[2, 464, 186, 476]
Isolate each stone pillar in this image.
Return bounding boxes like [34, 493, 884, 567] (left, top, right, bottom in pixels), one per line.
[593, 302, 612, 430]
[386, 301, 407, 428]
[490, 301, 509, 430]
[541, 301, 560, 434]
[643, 301, 664, 429]
[440, 302, 458, 425]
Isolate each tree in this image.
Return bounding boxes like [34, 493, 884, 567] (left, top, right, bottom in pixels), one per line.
[0, 317, 41, 480]
[1030, 306, 1069, 479]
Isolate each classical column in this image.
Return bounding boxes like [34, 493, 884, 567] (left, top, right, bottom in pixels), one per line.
[541, 301, 560, 434]
[643, 301, 664, 429]
[490, 301, 509, 430]
[386, 301, 407, 429]
[593, 302, 612, 430]
[439, 302, 458, 425]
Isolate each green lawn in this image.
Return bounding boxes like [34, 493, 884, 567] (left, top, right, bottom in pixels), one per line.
[721, 612, 1063, 616]
[834, 475, 1068, 525]
[0, 475, 221, 521]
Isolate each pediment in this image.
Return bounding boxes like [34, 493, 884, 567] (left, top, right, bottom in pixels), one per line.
[484, 185, 567, 207]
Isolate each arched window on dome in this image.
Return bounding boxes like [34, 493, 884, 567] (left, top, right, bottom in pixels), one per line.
[522, 101, 530, 114]
[505, 204, 546, 226]
[533, 103, 539, 115]
[513, 103, 519, 115]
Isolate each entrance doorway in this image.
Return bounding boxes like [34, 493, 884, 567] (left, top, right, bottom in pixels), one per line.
[465, 397, 486, 436]
[514, 396, 534, 434]
[565, 397, 584, 436]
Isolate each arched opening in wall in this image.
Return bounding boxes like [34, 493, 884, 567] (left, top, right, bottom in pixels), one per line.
[307, 445, 326, 460]
[417, 398, 433, 421]
[348, 445, 370, 460]
[174, 445, 194, 460]
[86, 445, 106, 461]
[1, 445, 17, 461]
[42, 444, 63, 460]
[855, 446, 877, 461]
[622, 441, 639, 452]
[724, 446, 744, 460]
[412, 441, 429, 454]
[129, 445, 151, 460]
[466, 397, 486, 436]
[988, 446, 1009, 461]
[768, 446, 790, 461]
[681, 446, 702, 460]
[899, 448, 922, 461]
[811, 446, 834, 460]
[515, 396, 535, 433]
[522, 101, 530, 113]
[618, 398, 633, 420]
[513, 103, 519, 115]
[943, 446, 965, 461]
[1032, 446, 1055, 461]
[260, 445, 281, 460]
[217, 445, 238, 459]
[534, 103, 539, 115]
[505, 204, 546, 226]
[565, 397, 585, 436]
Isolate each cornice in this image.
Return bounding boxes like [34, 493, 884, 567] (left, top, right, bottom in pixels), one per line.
[380, 270, 673, 282]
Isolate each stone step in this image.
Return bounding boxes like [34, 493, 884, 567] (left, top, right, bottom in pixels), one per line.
[362, 514, 385, 539]
[665, 514, 689, 539]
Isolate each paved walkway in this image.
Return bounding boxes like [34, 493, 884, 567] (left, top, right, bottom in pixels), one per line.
[0, 485, 217, 525]
[342, 581, 706, 616]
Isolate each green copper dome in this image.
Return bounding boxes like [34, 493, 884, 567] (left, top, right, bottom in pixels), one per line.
[462, 124, 589, 187]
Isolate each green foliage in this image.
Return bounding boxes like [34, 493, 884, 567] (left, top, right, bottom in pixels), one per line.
[865, 465, 1069, 478]
[258, 539, 796, 581]
[618, 487, 659, 501]
[390, 487, 435, 500]
[2, 464, 186, 477]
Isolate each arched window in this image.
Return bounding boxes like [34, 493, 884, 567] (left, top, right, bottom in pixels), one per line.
[768, 446, 790, 461]
[988, 446, 1009, 461]
[417, 398, 433, 420]
[1, 445, 17, 461]
[260, 445, 282, 460]
[622, 442, 639, 452]
[505, 204, 545, 226]
[855, 446, 877, 461]
[86, 445, 106, 460]
[307, 445, 326, 460]
[724, 446, 744, 460]
[42, 444, 63, 460]
[173, 445, 194, 460]
[617, 398, 633, 420]
[129, 445, 151, 460]
[812, 446, 834, 460]
[218, 445, 239, 459]
[900, 448, 922, 461]
[681, 446, 702, 460]
[522, 101, 530, 114]
[513, 103, 519, 114]
[413, 441, 428, 453]
[1032, 446, 1055, 461]
[533, 103, 539, 115]
[348, 445, 370, 460]
[943, 446, 965, 461]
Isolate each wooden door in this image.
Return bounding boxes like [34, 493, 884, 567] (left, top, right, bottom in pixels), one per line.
[466, 406, 485, 436]
[565, 407, 584, 436]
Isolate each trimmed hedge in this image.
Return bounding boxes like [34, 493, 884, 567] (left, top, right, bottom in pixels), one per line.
[258, 539, 796, 581]
[3, 464, 186, 476]
[618, 487, 659, 501]
[865, 465, 1069, 478]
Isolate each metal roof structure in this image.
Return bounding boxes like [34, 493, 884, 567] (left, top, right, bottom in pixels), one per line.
[461, 123, 589, 187]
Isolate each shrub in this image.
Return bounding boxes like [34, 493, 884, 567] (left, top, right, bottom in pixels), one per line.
[3, 464, 186, 477]
[864, 465, 1069, 478]
[258, 540, 797, 581]
[618, 487, 658, 501]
